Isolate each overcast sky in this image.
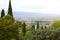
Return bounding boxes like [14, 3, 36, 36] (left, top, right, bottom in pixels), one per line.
[0, 0, 60, 14]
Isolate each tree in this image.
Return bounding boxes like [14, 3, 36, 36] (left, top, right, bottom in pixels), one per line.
[0, 15, 14, 40]
[37, 21, 39, 29]
[0, 15, 13, 40]
[0, 15, 14, 27]
[22, 22, 26, 36]
[30, 27, 57, 40]
[1, 9, 5, 17]
[32, 24, 35, 30]
[0, 15, 22, 40]
[8, 21, 22, 40]
[51, 19, 60, 29]
[8, 0, 13, 16]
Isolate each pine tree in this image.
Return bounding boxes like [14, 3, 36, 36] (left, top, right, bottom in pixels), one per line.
[22, 22, 26, 36]
[37, 21, 39, 29]
[1, 9, 5, 17]
[8, 0, 13, 16]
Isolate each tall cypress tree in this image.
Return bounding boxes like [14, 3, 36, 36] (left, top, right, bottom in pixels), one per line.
[37, 21, 39, 29]
[1, 9, 5, 17]
[32, 24, 35, 30]
[8, 0, 13, 16]
[22, 22, 26, 36]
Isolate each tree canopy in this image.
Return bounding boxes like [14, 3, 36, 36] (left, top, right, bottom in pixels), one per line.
[51, 19, 60, 29]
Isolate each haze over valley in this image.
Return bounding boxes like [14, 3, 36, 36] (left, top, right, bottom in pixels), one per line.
[13, 12, 60, 21]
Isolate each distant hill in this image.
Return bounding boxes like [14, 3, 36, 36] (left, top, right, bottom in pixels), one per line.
[13, 12, 60, 21]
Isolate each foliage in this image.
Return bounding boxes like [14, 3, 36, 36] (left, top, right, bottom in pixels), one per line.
[51, 19, 60, 29]
[8, 0, 13, 16]
[1, 9, 5, 17]
[22, 22, 26, 36]
[19, 29, 31, 40]
[0, 15, 22, 40]
[36, 21, 39, 29]
[1, 15, 60, 40]
[31, 24, 35, 30]
[0, 15, 14, 27]
[29, 27, 60, 40]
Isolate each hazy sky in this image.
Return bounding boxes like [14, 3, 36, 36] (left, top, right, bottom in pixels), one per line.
[0, 0, 60, 14]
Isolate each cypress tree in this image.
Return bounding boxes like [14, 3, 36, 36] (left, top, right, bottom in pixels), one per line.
[8, 0, 13, 16]
[37, 21, 39, 29]
[32, 24, 35, 30]
[1, 9, 5, 17]
[22, 22, 26, 36]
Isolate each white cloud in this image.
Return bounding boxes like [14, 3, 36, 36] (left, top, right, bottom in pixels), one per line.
[0, 0, 60, 14]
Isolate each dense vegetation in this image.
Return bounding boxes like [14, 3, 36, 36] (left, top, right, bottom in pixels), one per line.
[0, 0, 60, 40]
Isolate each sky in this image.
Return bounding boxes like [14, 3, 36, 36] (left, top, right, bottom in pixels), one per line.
[0, 0, 60, 14]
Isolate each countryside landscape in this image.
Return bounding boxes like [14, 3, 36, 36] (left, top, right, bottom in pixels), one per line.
[0, 0, 60, 40]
